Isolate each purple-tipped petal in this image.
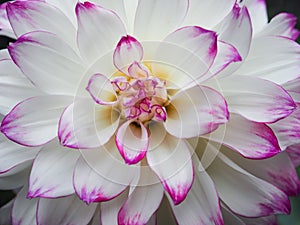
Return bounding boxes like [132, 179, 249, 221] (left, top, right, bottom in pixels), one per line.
[113, 35, 143, 74]
[58, 98, 120, 149]
[28, 140, 79, 198]
[0, 2, 15, 38]
[116, 120, 149, 165]
[219, 76, 296, 123]
[147, 123, 194, 205]
[1, 95, 72, 147]
[86, 73, 118, 105]
[208, 149, 291, 217]
[118, 167, 164, 225]
[76, 2, 126, 64]
[7, 0, 76, 44]
[169, 156, 224, 225]
[207, 114, 281, 159]
[165, 85, 228, 139]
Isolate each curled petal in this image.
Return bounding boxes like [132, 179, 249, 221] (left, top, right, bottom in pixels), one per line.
[116, 120, 149, 164]
[86, 73, 118, 105]
[113, 35, 143, 74]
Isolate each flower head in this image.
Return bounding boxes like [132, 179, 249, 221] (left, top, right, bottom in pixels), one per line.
[0, 0, 299, 224]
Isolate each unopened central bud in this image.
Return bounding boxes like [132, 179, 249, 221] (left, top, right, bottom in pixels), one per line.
[112, 62, 168, 123]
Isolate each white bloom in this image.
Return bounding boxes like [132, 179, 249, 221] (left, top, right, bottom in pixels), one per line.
[0, 0, 299, 224]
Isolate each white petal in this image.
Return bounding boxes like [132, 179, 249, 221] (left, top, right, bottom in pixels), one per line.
[28, 140, 79, 198]
[269, 104, 300, 150]
[134, 0, 189, 40]
[58, 98, 120, 149]
[221, 206, 246, 225]
[116, 120, 149, 164]
[207, 149, 290, 217]
[223, 145, 300, 196]
[164, 85, 228, 138]
[0, 2, 15, 38]
[170, 156, 224, 225]
[78, 138, 139, 203]
[1, 95, 72, 147]
[7, 0, 76, 46]
[101, 191, 128, 225]
[243, 0, 268, 34]
[257, 13, 300, 39]
[218, 76, 296, 123]
[118, 167, 164, 225]
[236, 36, 300, 84]
[0, 167, 30, 190]
[0, 134, 40, 174]
[151, 26, 218, 88]
[183, 0, 235, 29]
[12, 187, 38, 225]
[214, 5, 252, 77]
[209, 41, 242, 76]
[113, 35, 143, 74]
[37, 195, 97, 225]
[0, 95, 70, 147]
[0, 198, 14, 225]
[8, 31, 84, 95]
[147, 123, 193, 205]
[86, 73, 118, 105]
[206, 114, 280, 159]
[76, 2, 126, 64]
[0, 58, 41, 115]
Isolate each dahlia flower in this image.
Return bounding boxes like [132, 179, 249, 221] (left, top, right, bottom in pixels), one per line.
[0, 0, 299, 224]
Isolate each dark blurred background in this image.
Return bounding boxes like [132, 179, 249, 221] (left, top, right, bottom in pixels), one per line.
[0, 0, 300, 224]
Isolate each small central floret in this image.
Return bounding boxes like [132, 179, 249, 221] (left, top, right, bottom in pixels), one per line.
[112, 62, 168, 123]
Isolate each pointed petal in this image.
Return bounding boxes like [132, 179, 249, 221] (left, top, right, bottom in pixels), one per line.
[223, 145, 300, 196]
[170, 156, 224, 225]
[209, 41, 242, 75]
[7, 0, 76, 45]
[269, 104, 300, 149]
[8, 31, 84, 95]
[118, 167, 164, 225]
[0, 2, 15, 38]
[214, 5, 252, 77]
[78, 138, 139, 204]
[12, 187, 38, 225]
[165, 85, 228, 138]
[28, 140, 79, 198]
[1, 95, 72, 147]
[151, 26, 217, 88]
[86, 73, 118, 105]
[183, 0, 235, 29]
[219, 76, 296, 123]
[0, 58, 41, 115]
[76, 2, 126, 64]
[147, 123, 194, 205]
[134, 0, 189, 40]
[113, 35, 143, 74]
[257, 13, 300, 40]
[236, 36, 300, 84]
[243, 0, 268, 34]
[207, 149, 290, 217]
[37, 195, 97, 225]
[58, 98, 120, 149]
[0, 134, 40, 174]
[116, 120, 149, 164]
[101, 190, 128, 225]
[207, 114, 280, 159]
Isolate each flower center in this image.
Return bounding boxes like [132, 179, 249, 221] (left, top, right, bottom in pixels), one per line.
[112, 62, 168, 123]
